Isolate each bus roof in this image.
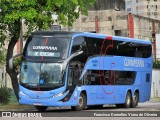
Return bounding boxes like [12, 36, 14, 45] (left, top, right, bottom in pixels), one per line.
[31, 31, 79, 37]
[81, 32, 152, 45]
[31, 31, 151, 45]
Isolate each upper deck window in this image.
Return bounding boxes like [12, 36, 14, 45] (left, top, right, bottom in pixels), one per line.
[85, 37, 152, 58]
[23, 35, 71, 61]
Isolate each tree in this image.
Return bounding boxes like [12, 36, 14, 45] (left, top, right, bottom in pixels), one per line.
[0, 48, 6, 67]
[0, 0, 95, 100]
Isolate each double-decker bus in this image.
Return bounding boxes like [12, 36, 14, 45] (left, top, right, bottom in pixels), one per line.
[9, 31, 152, 111]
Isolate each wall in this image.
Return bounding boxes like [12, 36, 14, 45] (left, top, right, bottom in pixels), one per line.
[88, 0, 125, 11]
[156, 34, 160, 60]
[151, 69, 160, 98]
[72, 10, 160, 40]
[73, 10, 129, 36]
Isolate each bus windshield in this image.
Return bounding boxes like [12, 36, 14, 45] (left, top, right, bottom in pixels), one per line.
[20, 61, 64, 90]
[24, 36, 70, 61]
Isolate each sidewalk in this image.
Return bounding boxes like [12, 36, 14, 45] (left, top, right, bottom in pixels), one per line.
[0, 104, 35, 111]
[149, 98, 160, 102]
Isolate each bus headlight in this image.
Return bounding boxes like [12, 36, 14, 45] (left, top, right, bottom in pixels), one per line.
[53, 91, 67, 98]
[19, 91, 30, 98]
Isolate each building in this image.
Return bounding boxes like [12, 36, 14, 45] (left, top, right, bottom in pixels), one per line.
[125, 0, 160, 20]
[72, 9, 160, 61]
[72, 10, 160, 38]
[156, 34, 160, 60]
[88, 0, 125, 10]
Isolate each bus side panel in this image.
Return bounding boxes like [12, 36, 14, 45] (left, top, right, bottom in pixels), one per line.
[87, 85, 134, 105]
[86, 86, 117, 105]
[139, 72, 151, 102]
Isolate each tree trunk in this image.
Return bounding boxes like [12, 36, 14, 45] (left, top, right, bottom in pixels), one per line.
[6, 30, 20, 101]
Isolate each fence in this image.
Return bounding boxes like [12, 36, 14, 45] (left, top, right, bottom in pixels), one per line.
[0, 68, 12, 88]
[151, 69, 160, 98]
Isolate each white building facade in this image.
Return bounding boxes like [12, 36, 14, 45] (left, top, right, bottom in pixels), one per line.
[125, 0, 160, 20]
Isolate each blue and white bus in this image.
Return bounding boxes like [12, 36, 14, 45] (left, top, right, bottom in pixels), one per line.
[10, 31, 152, 111]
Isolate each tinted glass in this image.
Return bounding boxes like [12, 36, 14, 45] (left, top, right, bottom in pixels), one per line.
[24, 36, 70, 61]
[71, 36, 85, 53]
[146, 73, 150, 82]
[83, 70, 136, 85]
[71, 36, 88, 64]
[20, 61, 64, 91]
[85, 37, 152, 58]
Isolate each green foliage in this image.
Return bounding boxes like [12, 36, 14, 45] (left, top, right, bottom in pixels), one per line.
[0, 0, 95, 31]
[153, 60, 160, 69]
[0, 0, 95, 100]
[0, 86, 11, 104]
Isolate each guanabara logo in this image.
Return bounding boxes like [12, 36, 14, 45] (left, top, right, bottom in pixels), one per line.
[33, 46, 58, 51]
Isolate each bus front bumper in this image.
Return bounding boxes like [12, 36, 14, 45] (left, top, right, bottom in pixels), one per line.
[19, 91, 78, 107]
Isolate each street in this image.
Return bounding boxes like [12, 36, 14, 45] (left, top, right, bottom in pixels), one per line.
[29, 100, 160, 112]
[1, 100, 160, 119]
[1, 100, 160, 120]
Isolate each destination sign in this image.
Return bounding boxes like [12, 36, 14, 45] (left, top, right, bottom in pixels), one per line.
[27, 51, 60, 57]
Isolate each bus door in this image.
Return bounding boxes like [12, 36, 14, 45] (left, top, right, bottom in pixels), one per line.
[84, 70, 104, 104]
[67, 62, 82, 91]
[87, 63, 117, 104]
[103, 63, 117, 103]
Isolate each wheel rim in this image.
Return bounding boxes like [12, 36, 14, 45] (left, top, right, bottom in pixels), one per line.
[126, 94, 131, 106]
[78, 96, 83, 107]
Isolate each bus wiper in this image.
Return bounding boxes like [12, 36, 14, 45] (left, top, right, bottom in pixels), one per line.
[62, 51, 83, 72]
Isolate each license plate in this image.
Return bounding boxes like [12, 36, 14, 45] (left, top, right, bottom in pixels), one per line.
[34, 103, 42, 106]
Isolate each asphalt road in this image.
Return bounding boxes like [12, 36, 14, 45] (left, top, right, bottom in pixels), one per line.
[32, 100, 160, 112]
[1, 100, 160, 120]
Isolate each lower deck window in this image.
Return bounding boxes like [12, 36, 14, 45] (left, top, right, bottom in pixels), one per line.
[83, 70, 136, 85]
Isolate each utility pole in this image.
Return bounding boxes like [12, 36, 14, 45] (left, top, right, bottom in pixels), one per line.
[152, 20, 156, 62]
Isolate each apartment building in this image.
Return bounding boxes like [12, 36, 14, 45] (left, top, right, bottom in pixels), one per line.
[125, 0, 160, 20]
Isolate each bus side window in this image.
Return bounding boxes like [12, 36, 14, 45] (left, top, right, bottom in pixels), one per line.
[71, 37, 85, 53]
[83, 70, 92, 85]
[68, 62, 82, 86]
[146, 73, 150, 82]
[68, 68, 73, 86]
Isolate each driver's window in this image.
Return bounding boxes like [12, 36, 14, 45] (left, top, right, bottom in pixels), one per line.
[71, 36, 85, 53]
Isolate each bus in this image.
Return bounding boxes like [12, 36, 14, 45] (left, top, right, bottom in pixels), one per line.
[9, 31, 152, 111]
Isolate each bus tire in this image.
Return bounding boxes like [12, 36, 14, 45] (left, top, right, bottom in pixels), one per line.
[35, 106, 48, 112]
[131, 92, 139, 108]
[71, 93, 86, 111]
[123, 91, 131, 108]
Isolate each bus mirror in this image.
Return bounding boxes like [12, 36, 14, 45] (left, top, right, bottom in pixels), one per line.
[9, 53, 22, 70]
[62, 51, 83, 71]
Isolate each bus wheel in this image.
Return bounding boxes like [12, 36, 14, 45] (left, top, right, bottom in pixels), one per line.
[35, 106, 48, 112]
[131, 92, 139, 108]
[71, 93, 86, 111]
[123, 91, 131, 108]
